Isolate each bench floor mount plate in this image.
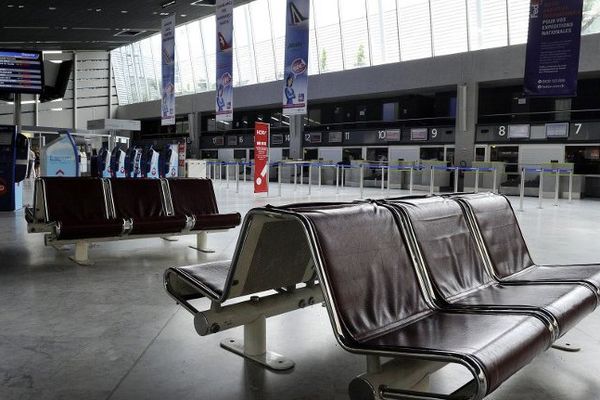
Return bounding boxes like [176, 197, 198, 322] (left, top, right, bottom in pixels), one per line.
[220, 337, 295, 371]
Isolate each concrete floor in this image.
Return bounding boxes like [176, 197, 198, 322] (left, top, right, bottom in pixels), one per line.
[2, 179, 600, 400]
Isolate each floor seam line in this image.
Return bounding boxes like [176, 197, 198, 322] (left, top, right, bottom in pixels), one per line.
[105, 306, 180, 400]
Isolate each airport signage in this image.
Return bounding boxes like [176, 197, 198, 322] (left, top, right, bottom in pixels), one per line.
[254, 122, 270, 194]
[161, 16, 176, 126]
[216, 0, 234, 122]
[282, 0, 310, 116]
[0, 50, 44, 94]
[524, 0, 584, 97]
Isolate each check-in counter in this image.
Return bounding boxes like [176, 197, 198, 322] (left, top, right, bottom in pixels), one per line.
[464, 162, 506, 192]
[389, 161, 417, 190]
[418, 160, 450, 192]
[500, 162, 584, 199]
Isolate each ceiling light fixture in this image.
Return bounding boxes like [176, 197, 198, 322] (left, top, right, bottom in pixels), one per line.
[161, 0, 176, 8]
[48, 6, 56, 10]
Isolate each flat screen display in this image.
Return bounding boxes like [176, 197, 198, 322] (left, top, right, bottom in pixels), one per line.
[508, 124, 530, 139]
[328, 131, 342, 143]
[227, 136, 238, 146]
[386, 129, 401, 141]
[311, 132, 322, 144]
[271, 134, 284, 145]
[545, 123, 569, 138]
[212, 136, 225, 146]
[0, 50, 44, 94]
[410, 128, 428, 141]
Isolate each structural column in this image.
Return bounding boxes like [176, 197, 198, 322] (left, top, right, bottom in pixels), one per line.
[288, 114, 304, 160]
[454, 81, 479, 167]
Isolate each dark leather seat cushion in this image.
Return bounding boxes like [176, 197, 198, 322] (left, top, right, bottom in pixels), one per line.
[193, 213, 241, 231]
[452, 283, 597, 335]
[110, 179, 167, 220]
[505, 264, 600, 291]
[130, 216, 187, 235]
[168, 178, 220, 216]
[44, 178, 109, 223]
[170, 261, 232, 299]
[57, 218, 124, 240]
[364, 311, 552, 393]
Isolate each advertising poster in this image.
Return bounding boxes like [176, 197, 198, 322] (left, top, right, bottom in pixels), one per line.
[254, 122, 270, 194]
[282, 0, 310, 115]
[524, 0, 584, 97]
[161, 15, 176, 126]
[216, 0, 234, 122]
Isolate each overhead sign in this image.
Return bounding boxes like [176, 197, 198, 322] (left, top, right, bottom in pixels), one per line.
[524, 0, 584, 97]
[282, 0, 310, 116]
[0, 50, 44, 94]
[254, 122, 270, 194]
[216, 0, 234, 122]
[161, 16, 176, 126]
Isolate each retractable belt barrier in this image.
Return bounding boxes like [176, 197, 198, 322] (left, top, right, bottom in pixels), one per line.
[205, 160, 504, 198]
[518, 167, 574, 211]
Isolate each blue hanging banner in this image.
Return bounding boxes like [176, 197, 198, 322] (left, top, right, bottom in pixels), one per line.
[282, 0, 310, 116]
[161, 15, 176, 126]
[216, 0, 234, 122]
[524, 0, 584, 97]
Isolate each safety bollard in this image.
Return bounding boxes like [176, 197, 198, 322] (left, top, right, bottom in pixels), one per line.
[474, 169, 480, 194]
[454, 167, 459, 193]
[568, 170, 573, 203]
[409, 167, 414, 195]
[554, 169, 560, 207]
[429, 166, 434, 195]
[519, 168, 525, 212]
[538, 169, 544, 209]
[493, 168, 498, 194]
[360, 164, 364, 199]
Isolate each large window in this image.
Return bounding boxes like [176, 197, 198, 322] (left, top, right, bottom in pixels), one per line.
[111, 0, 600, 106]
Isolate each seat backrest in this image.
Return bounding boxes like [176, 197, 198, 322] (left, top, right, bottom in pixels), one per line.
[456, 193, 534, 278]
[388, 197, 493, 302]
[109, 178, 167, 219]
[167, 178, 219, 217]
[42, 177, 109, 222]
[289, 203, 431, 344]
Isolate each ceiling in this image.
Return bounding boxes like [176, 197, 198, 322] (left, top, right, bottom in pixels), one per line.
[0, 0, 248, 51]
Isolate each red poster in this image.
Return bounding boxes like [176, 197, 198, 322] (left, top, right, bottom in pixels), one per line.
[254, 122, 270, 194]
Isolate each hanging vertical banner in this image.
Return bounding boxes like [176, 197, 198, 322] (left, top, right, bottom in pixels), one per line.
[282, 0, 310, 115]
[524, 0, 584, 97]
[254, 122, 270, 194]
[161, 15, 176, 126]
[216, 0, 234, 122]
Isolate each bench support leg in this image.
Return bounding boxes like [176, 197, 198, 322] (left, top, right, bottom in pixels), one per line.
[69, 241, 93, 266]
[189, 231, 215, 253]
[220, 315, 295, 371]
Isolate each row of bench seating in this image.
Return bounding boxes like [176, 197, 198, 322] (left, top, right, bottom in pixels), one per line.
[26, 177, 241, 264]
[164, 192, 600, 400]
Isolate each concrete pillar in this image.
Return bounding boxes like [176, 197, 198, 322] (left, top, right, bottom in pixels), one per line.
[288, 114, 304, 160]
[14, 93, 22, 133]
[73, 52, 78, 129]
[454, 82, 478, 167]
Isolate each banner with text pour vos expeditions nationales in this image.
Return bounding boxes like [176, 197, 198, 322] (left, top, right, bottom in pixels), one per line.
[282, 0, 310, 115]
[161, 15, 176, 126]
[524, 0, 584, 97]
[216, 0, 234, 122]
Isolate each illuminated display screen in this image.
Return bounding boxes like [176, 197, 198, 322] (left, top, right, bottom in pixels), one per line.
[328, 131, 342, 143]
[545, 123, 569, 138]
[0, 50, 44, 94]
[508, 124, 530, 139]
[410, 128, 428, 141]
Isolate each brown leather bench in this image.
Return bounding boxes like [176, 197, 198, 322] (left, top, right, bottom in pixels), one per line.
[454, 192, 600, 294]
[27, 177, 240, 265]
[277, 202, 554, 400]
[384, 197, 597, 340]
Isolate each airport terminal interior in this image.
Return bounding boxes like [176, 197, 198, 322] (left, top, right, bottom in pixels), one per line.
[4, 1, 600, 400]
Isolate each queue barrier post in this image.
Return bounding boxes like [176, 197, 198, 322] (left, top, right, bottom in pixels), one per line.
[409, 167, 414, 195]
[387, 166, 392, 195]
[454, 167, 459, 193]
[568, 170, 573, 203]
[226, 164, 230, 189]
[219, 163, 222, 183]
[293, 164, 297, 192]
[554, 169, 560, 207]
[519, 168, 525, 212]
[278, 162, 282, 197]
[429, 166, 434, 195]
[308, 164, 312, 196]
[341, 166, 345, 191]
[236, 163, 240, 193]
[381, 165, 385, 192]
[318, 164, 322, 190]
[493, 168, 498, 194]
[300, 164, 304, 188]
[360, 164, 364, 199]
[538, 169, 544, 209]
[336, 165, 340, 194]
[474, 169, 480, 194]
